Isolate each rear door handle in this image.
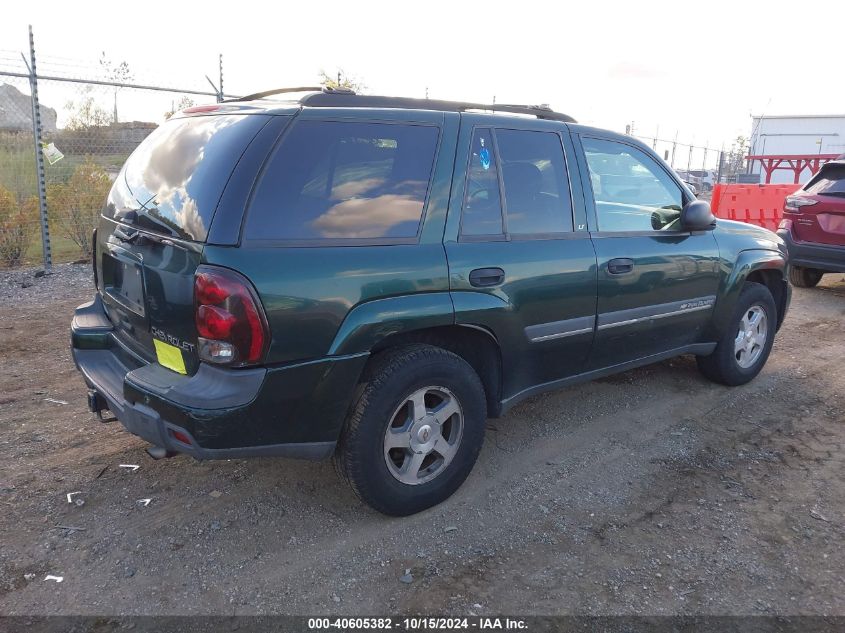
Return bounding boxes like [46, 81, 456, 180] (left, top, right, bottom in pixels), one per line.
[607, 258, 634, 275]
[469, 267, 505, 287]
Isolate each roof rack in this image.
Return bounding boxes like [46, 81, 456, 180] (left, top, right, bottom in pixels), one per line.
[226, 86, 576, 123]
[225, 85, 354, 103]
[301, 92, 576, 123]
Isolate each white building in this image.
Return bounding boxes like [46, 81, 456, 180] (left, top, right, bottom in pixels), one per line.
[749, 114, 845, 184]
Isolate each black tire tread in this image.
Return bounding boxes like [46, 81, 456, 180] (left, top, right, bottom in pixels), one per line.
[788, 266, 823, 288]
[696, 281, 777, 386]
[333, 344, 486, 515]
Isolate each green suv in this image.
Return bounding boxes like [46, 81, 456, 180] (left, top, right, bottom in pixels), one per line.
[71, 89, 790, 515]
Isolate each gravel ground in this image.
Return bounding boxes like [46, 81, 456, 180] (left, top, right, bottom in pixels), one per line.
[0, 264, 843, 616]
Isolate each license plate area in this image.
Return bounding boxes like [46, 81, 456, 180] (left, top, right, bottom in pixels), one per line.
[102, 253, 146, 317]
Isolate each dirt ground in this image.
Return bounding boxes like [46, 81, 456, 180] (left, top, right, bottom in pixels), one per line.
[0, 264, 843, 616]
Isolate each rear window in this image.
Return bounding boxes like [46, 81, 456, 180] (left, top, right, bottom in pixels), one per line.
[106, 114, 269, 241]
[244, 121, 439, 242]
[805, 164, 845, 196]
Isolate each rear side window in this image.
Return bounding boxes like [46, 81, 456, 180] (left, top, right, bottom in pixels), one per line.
[461, 127, 573, 238]
[245, 121, 439, 242]
[462, 128, 504, 236]
[496, 129, 573, 234]
[107, 114, 269, 242]
[805, 164, 845, 196]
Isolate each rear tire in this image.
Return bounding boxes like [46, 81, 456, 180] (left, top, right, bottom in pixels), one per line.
[334, 344, 486, 516]
[789, 266, 823, 288]
[696, 282, 777, 386]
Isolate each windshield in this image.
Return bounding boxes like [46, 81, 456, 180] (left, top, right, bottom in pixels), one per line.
[104, 114, 269, 241]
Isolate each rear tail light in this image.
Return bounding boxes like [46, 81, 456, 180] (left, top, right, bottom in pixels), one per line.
[168, 428, 193, 446]
[784, 195, 818, 213]
[194, 266, 269, 366]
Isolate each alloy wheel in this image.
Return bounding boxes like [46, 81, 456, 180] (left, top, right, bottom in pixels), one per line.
[734, 305, 768, 369]
[383, 386, 464, 485]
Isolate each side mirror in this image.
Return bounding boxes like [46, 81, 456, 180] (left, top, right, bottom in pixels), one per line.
[681, 200, 716, 231]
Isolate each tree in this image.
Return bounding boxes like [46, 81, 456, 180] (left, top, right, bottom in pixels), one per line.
[65, 86, 111, 131]
[100, 52, 133, 124]
[47, 160, 112, 257]
[0, 187, 36, 267]
[722, 136, 750, 181]
[165, 96, 196, 119]
[319, 68, 366, 93]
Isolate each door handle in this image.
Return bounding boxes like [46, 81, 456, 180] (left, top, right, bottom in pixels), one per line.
[607, 258, 634, 275]
[469, 267, 505, 287]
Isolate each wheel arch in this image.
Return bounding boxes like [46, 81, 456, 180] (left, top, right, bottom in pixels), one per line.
[746, 268, 789, 330]
[710, 249, 788, 338]
[369, 325, 504, 418]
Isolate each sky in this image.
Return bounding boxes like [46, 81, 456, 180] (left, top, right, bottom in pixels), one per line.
[1, 0, 843, 163]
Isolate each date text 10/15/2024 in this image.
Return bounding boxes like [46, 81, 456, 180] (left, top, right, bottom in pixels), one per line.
[307, 617, 528, 630]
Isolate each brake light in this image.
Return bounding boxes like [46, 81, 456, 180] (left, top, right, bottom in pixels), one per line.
[183, 105, 221, 114]
[784, 195, 818, 213]
[168, 428, 193, 446]
[194, 267, 268, 366]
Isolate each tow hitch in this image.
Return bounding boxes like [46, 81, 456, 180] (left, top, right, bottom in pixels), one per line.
[87, 390, 116, 423]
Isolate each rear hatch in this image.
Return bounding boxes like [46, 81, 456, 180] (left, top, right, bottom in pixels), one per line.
[96, 112, 272, 375]
[789, 161, 845, 246]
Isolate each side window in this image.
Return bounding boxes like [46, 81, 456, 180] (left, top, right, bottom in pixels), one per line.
[245, 121, 439, 241]
[461, 128, 504, 236]
[496, 129, 573, 234]
[461, 127, 573, 237]
[582, 137, 684, 232]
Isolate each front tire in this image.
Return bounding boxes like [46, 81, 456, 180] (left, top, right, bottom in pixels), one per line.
[334, 344, 486, 516]
[697, 282, 777, 386]
[789, 266, 823, 288]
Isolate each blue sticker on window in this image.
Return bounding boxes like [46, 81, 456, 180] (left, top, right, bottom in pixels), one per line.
[479, 146, 491, 171]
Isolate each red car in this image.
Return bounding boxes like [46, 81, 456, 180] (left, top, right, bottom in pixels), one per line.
[778, 156, 845, 287]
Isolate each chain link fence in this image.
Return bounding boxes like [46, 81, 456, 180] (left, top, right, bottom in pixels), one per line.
[1, 28, 742, 271]
[0, 28, 228, 269]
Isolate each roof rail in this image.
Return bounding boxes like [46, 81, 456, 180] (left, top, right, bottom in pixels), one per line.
[299, 92, 576, 123]
[227, 87, 575, 123]
[225, 85, 354, 103]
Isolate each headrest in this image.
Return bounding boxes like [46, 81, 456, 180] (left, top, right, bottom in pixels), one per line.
[503, 162, 542, 197]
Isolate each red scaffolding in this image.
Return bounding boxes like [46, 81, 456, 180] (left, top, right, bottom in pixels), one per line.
[746, 153, 838, 184]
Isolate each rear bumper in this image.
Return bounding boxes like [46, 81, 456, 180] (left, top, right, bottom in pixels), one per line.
[778, 229, 845, 273]
[71, 296, 367, 460]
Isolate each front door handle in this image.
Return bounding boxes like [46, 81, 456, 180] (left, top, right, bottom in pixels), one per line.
[607, 258, 634, 275]
[469, 267, 505, 287]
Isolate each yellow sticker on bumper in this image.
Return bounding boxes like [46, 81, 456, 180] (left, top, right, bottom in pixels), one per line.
[153, 339, 187, 375]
